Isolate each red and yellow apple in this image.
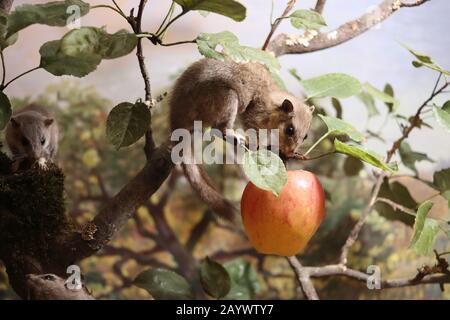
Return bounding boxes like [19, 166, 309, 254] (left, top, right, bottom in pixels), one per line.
[241, 170, 325, 256]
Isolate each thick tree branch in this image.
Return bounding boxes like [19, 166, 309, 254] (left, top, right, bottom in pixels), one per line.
[66, 146, 173, 261]
[267, 0, 430, 56]
[314, 0, 327, 14]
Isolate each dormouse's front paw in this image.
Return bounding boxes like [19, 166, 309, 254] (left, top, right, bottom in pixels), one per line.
[225, 129, 247, 147]
[37, 158, 49, 170]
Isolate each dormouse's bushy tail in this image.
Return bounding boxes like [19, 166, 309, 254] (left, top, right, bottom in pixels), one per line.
[182, 161, 237, 223]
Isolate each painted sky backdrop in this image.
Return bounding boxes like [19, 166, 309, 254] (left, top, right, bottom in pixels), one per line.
[4, 0, 450, 174]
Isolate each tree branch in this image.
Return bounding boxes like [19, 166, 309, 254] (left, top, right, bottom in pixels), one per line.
[66, 146, 173, 261]
[128, 0, 155, 159]
[339, 78, 448, 266]
[287, 256, 319, 300]
[267, 0, 430, 56]
[314, 0, 327, 14]
[262, 0, 296, 50]
[306, 264, 450, 289]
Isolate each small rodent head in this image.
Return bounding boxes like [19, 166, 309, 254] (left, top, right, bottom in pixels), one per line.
[9, 114, 54, 160]
[268, 92, 314, 158]
[25, 273, 93, 300]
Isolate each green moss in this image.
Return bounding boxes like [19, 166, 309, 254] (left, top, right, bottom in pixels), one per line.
[0, 152, 73, 260]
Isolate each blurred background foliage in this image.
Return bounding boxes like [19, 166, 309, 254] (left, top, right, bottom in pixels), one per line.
[1, 79, 448, 299]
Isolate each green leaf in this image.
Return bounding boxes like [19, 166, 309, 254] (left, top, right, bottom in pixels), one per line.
[318, 114, 364, 142]
[331, 98, 343, 119]
[433, 106, 450, 132]
[0, 91, 12, 130]
[358, 91, 379, 117]
[403, 45, 450, 76]
[133, 268, 194, 300]
[242, 148, 287, 196]
[375, 180, 417, 226]
[399, 142, 433, 175]
[334, 140, 396, 172]
[7, 0, 90, 37]
[61, 27, 137, 59]
[174, 0, 246, 22]
[363, 82, 400, 111]
[442, 101, 450, 113]
[383, 84, 395, 112]
[410, 201, 439, 255]
[289, 9, 326, 30]
[224, 259, 260, 300]
[106, 102, 151, 149]
[0, 11, 17, 49]
[433, 168, 450, 207]
[1, 32, 18, 49]
[39, 40, 101, 77]
[40, 28, 137, 77]
[196, 31, 285, 89]
[199, 257, 231, 299]
[302, 73, 362, 99]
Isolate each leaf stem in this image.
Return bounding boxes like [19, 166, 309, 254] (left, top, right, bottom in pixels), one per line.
[159, 39, 196, 47]
[91, 4, 128, 20]
[112, 0, 127, 16]
[304, 132, 330, 156]
[156, 1, 176, 36]
[2, 66, 41, 90]
[1, 50, 6, 87]
[156, 11, 187, 38]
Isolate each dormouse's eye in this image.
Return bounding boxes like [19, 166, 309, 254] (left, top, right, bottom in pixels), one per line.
[43, 275, 56, 281]
[285, 125, 295, 137]
[21, 137, 30, 146]
[41, 137, 46, 145]
[303, 134, 308, 141]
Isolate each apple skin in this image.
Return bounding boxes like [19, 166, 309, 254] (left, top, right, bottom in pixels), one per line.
[241, 170, 325, 256]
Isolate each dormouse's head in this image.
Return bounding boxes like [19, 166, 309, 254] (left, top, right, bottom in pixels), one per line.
[25, 274, 93, 300]
[9, 113, 54, 160]
[268, 92, 314, 159]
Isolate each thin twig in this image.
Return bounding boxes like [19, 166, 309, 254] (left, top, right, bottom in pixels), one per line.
[400, 0, 430, 8]
[262, 0, 296, 50]
[376, 197, 416, 215]
[339, 174, 385, 264]
[128, 0, 156, 158]
[287, 256, 319, 300]
[2, 66, 41, 89]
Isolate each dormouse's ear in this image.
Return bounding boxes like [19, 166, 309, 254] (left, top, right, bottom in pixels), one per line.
[309, 104, 315, 113]
[44, 118, 54, 127]
[10, 117, 20, 128]
[280, 99, 294, 113]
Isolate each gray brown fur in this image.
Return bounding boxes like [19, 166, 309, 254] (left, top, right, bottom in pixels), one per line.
[26, 274, 94, 300]
[170, 58, 314, 221]
[5, 104, 59, 162]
